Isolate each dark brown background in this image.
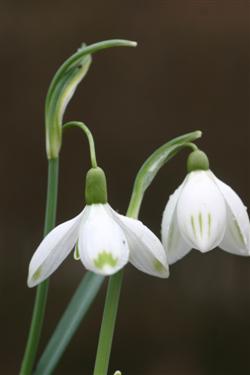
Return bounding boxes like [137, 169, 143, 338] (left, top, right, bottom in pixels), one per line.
[1, 0, 249, 374]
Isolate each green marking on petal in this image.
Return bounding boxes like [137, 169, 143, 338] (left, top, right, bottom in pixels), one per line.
[198, 212, 203, 237]
[233, 217, 246, 246]
[191, 215, 197, 239]
[154, 259, 165, 272]
[94, 251, 118, 269]
[208, 213, 212, 237]
[73, 243, 80, 260]
[33, 267, 42, 281]
[167, 224, 174, 249]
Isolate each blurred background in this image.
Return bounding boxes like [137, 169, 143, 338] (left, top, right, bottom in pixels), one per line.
[1, 0, 249, 374]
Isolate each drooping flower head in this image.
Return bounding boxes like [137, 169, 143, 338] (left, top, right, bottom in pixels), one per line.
[28, 167, 169, 287]
[161, 150, 250, 264]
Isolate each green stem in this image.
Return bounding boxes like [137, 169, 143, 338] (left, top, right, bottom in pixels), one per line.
[185, 142, 198, 151]
[93, 271, 124, 375]
[63, 121, 98, 168]
[93, 205, 137, 375]
[20, 158, 59, 375]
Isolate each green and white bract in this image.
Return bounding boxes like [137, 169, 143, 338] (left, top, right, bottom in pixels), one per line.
[28, 203, 169, 287]
[161, 170, 250, 264]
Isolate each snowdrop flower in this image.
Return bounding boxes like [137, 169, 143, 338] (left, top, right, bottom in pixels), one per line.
[28, 167, 169, 287]
[162, 150, 250, 264]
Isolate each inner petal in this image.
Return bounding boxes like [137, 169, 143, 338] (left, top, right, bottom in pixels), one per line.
[177, 171, 227, 252]
[78, 204, 129, 275]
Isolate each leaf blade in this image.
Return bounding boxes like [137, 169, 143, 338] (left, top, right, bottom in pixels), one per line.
[33, 272, 104, 375]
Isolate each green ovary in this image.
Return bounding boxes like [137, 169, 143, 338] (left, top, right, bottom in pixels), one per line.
[94, 251, 118, 269]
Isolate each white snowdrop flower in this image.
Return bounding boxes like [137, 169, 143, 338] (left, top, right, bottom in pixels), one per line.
[161, 150, 250, 264]
[28, 167, 169, 287]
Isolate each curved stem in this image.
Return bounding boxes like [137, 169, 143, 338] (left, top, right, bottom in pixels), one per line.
[20, 158, 59, 375]
[63, 121, 98, 168]
[185, 142, 198, 151]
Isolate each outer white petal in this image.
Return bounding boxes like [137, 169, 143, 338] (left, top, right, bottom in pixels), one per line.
[111, 210, 169, 278]
[78, 204, 129, 275]
[161, 181, 192, 264]
[176, 171, 227, 252]
[27, 211, 84, 287]
[210, 172, 250, 255]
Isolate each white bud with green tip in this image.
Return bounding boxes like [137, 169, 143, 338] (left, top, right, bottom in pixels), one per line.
[161, 149, 250, 264]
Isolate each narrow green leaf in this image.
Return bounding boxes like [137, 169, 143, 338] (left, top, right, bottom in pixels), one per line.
[33, 273, 104, 375]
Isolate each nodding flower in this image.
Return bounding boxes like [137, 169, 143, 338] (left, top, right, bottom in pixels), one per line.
[161, 150, 250, 264]
[28, 167, 169, 287]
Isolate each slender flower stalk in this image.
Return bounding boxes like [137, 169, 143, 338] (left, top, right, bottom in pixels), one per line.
[93, 204, 138, 375]
[20, 158, 59, 375]
[63, 121, 98, 168]
[93, 270, 124, 375]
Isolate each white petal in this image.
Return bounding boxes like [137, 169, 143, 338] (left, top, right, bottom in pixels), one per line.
[176, 171, 227, 252]
[211, 172, 250, 255]
[112, 212, 169, 278]
[161, 182, 192, 264]
[27, 211, 84, 287]
[219, 223, 250, 256]
[78, 204, 129, 275]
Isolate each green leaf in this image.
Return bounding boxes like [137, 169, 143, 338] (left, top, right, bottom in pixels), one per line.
[33, 273, 104, 375]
